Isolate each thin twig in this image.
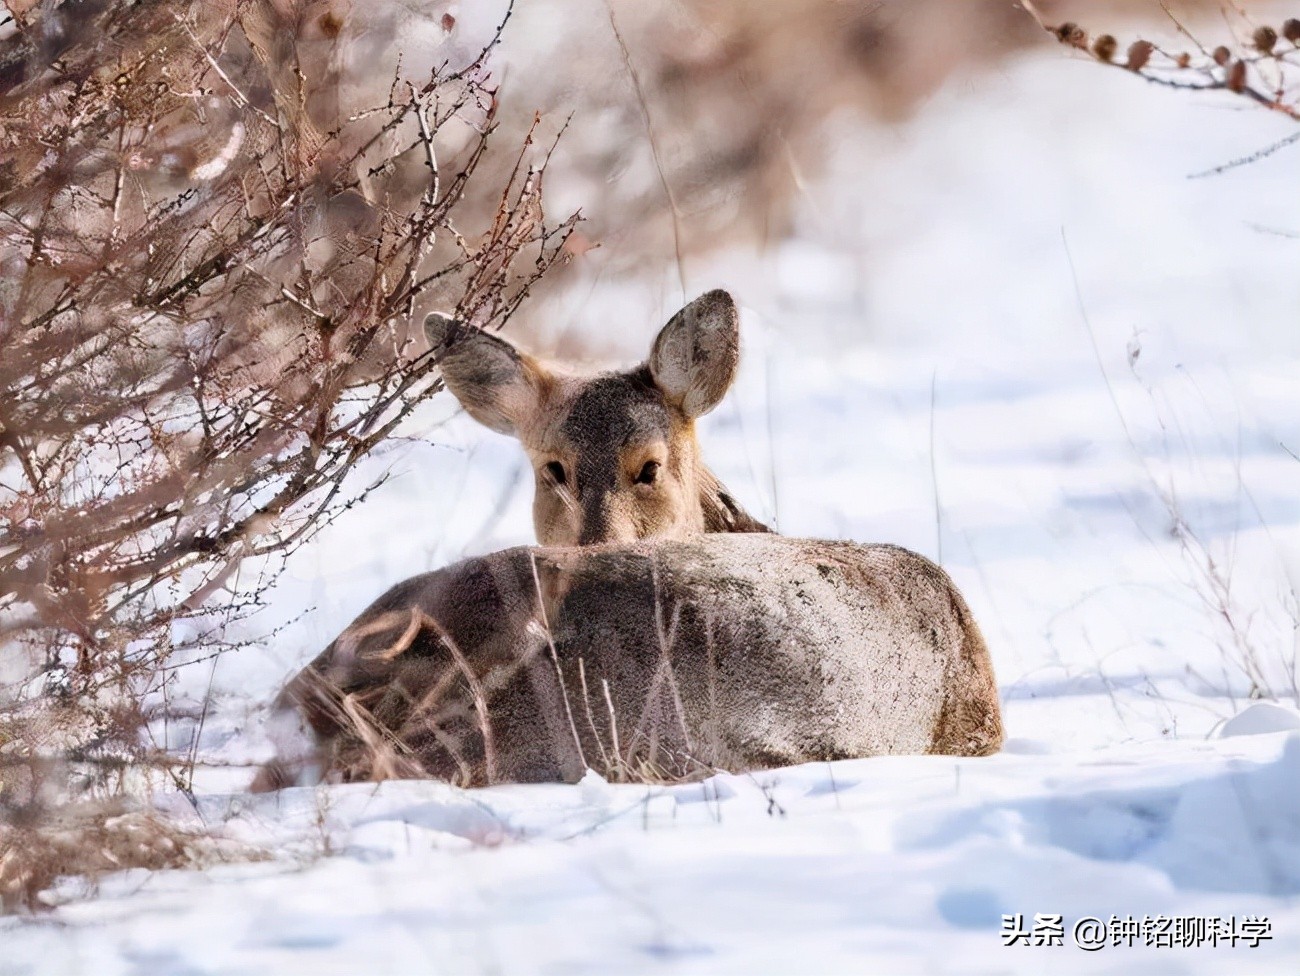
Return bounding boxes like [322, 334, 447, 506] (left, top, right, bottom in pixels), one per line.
[604, 0, 687, 299]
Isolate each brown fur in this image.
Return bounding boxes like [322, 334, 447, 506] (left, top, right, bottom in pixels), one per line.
[253, 535, 1003, 789]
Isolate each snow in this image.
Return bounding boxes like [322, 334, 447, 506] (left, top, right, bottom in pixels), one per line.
[6, 735, 1299, 974]
[1219, 702, 1300, 738]
[5, 36, 1300, 976]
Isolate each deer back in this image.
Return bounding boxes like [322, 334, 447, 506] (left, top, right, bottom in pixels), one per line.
[256, 534, 1002, 789]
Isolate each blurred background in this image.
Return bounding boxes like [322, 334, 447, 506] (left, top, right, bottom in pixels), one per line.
[349, 0, 1300, 356]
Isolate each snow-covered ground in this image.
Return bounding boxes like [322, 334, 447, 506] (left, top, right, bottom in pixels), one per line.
[5, 37, 1300, 976]
[8, 731, 1300, 975]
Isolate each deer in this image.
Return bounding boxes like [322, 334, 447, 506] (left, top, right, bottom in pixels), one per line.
[251, 290, 1003, 790]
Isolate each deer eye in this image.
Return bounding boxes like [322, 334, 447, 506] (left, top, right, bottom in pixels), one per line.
[634, 460, 660, 486]
[543, 461, 567, 486]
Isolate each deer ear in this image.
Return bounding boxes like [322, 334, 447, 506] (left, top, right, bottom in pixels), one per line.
[424, 313, 546, 437]
[648, 290, 740, 419]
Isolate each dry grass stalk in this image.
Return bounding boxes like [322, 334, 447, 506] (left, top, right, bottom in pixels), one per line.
[0, 802, 255, 912]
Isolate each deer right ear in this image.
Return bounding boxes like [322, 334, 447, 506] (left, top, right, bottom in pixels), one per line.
[648, 290, 740, 419]
[424, 313, 546, 437]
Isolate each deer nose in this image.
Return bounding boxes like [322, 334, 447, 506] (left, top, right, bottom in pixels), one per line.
[577, 501, 613, 545]
[576, 492, 632, 545]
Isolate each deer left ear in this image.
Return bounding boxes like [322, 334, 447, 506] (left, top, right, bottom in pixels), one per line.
[648, 289, 740, 419]
[424, 313, 548, 437]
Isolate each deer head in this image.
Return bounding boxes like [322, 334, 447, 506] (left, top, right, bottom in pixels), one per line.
[425, 290, 768, 546]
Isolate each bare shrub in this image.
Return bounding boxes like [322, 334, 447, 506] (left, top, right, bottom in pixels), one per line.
[0, 0, 575, 908]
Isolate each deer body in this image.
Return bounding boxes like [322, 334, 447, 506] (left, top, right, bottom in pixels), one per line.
[257, 534, 1001, 788]
[253, 291, 1003, 790]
